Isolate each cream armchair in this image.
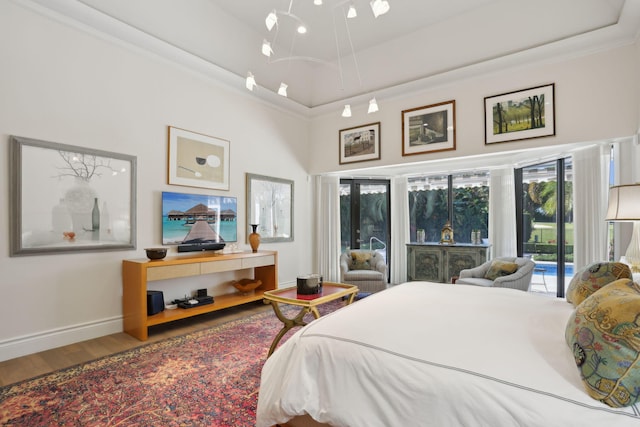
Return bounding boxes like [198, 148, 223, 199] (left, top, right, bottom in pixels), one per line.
[339, 250, 388, 293]
[456, 256, 535, 292]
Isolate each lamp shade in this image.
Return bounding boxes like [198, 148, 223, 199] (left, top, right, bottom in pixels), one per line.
[278, 83, 288, 97]
[265, 10, 278, 31]
[245, 72, 256, 91]
[368, 97, 379, 113]
[261, 40, 273, 57]
[606, 184, 640, 221]
[370, 0, 390, 18]
[347, 4, 357, 18]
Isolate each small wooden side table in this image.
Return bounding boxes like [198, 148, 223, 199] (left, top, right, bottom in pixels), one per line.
[263, 282, 358, 357]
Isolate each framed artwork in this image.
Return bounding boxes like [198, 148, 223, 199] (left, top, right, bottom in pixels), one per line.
[168, 126, 230, 190]
[9, 135, 137, 256]
[402, 100, 456, 156]
[339, 122, 381, 164]
[246, 173, 294, 243]
[484, 83, 555, 145]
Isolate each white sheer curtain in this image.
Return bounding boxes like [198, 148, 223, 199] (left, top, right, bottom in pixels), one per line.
[390, 176, 409, 285]
[572, 145, 610, 270]
[314, 175, 341, 282]
[489, 168, 517, 257]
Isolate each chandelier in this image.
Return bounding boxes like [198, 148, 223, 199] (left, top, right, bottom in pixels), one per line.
[245, 0, 390, 117]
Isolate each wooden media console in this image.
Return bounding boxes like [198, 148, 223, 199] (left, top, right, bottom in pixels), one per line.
[122, 250, 278, 340]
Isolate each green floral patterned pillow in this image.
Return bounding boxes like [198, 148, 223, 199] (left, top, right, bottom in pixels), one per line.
[566, 261, 632, 307]
[350, 252, 372, 270]
[565, 278, 640, 407]
[483, 260, 518, 280]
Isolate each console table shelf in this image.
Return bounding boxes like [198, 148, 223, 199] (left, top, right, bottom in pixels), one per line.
[122, 250, 278, 340]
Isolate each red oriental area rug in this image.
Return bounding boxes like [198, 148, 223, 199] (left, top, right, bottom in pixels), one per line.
[0, 300, 345, 426]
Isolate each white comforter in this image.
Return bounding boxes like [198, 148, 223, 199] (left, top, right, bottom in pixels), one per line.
[256, 282, 640, 427]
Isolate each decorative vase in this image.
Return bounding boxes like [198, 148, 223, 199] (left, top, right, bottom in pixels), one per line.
[249, 224, 261, 253]
[64, 178, 97, 233]
[51, 198, 72, 234]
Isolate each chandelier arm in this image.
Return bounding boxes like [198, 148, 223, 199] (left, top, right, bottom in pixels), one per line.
[332, 8, 345, 90]
[343, 4, 362, 88]
[267, 23, 281, 65]
[270, 56, 338, 70]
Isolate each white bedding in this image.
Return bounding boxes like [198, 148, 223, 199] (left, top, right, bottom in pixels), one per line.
[256, 282, 640, 427]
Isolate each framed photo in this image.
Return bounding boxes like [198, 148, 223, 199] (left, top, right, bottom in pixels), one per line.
[484, 83, 555, 145]
[168, 126, 230, 190]
[246, 173, 293, 243]
[402, 100, 456, 156]
[339, 122, 381, 164]
[9, 136, 137, 256]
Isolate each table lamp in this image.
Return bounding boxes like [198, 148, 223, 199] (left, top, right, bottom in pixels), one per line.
[606, 183, 640, 272]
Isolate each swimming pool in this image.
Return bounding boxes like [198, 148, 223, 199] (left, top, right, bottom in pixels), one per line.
[533, 262, 574, 277]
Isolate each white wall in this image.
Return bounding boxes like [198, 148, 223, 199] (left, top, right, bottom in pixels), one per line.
[309, 44, 640, 175]
[0, 1, 312, 361]
[1, 1, 639, 362]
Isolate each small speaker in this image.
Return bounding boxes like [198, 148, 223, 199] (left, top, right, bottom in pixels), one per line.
[147, 290, 165, 316]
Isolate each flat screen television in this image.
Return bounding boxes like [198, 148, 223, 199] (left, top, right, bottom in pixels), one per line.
[162, 191, 237, 251]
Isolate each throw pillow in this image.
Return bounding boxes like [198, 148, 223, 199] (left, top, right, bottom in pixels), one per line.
[566, 261, 632, 307]
[484, 260, 518, 280]
[350, 252, 372, 270]
[565, 278, 640, 407]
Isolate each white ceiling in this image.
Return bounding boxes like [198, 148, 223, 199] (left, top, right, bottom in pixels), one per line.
[17, 0, 639, 176]
[27, 0, 640, 116]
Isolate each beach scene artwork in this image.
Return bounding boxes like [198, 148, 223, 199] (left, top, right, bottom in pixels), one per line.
[162, 192, 237, 245]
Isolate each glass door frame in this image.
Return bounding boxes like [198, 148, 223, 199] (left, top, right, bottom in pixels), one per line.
[340, 178, 391, 280]
[515, 157, 570, 298]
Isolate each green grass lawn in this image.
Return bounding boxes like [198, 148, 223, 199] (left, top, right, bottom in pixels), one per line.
[529, 222, 574, 245]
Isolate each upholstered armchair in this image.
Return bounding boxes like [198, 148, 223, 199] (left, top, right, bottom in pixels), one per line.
[339, 250, 388, 293]
[456, 256, 535, 292]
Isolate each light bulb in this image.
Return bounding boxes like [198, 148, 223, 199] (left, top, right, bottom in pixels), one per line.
[342, 105, 352, 117]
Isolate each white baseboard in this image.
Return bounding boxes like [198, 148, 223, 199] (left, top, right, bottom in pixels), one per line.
[0, 316, 123, 362]
[1, 281, 299, 363]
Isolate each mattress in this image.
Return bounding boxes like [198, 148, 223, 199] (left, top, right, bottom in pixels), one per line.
[256, 281, 640, 426]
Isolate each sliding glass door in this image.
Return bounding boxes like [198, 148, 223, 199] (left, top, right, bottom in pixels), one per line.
[516, 159, 573, 297]
[340, 179, 390, 274]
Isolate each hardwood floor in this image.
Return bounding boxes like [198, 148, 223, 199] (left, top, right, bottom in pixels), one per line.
[0, 301, 271, 387]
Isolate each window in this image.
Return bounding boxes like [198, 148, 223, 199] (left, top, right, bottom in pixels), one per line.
[408, 172, 489, 243]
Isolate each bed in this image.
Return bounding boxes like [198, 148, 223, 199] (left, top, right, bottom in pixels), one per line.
[256, 281, 640, 427]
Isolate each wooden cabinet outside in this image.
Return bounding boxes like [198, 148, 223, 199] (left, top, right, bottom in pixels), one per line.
[407, 243, 489, 283]
[122, 250, 278, 340]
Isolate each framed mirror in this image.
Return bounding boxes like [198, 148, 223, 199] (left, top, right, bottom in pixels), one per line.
[246, 173, 294, 243]
[9, 135, 137, 256]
